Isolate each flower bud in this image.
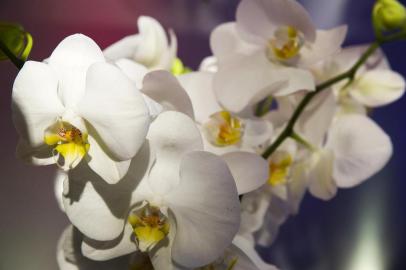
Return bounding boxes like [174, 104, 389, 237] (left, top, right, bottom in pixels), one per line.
[373, 0, 406, 32]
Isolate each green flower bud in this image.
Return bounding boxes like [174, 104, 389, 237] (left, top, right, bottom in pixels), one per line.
[373, 0, 406, 32]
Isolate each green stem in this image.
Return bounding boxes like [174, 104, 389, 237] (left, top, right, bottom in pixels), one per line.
[262, 41, 382, 159]
[290, 131, 315, 151]
[0, 38, 24, 69]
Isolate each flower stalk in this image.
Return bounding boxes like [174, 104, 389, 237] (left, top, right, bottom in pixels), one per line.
[262, 40, 386, 159]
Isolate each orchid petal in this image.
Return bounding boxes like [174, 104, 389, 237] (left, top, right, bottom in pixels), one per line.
[81, 224, 138, 261]
[114, 58, 148, 89]
[12, 61, 64, 147]
[57, 226, 133, 270]
[308, 149, 337, 200]
[78, 62, 150, 161]
[237, 0, 316, 43]
[147, 111, 203, 196]
[222, 152, 268, 194]
[142, 71, 194, 119]
[86, 136, 131, 184]
[213, 52, 314, 113]
[133, 16, 169, 68]
[16, 139, 55, 166]
[350, 69, 405, 107]
[327, 115, 392, 188]
[55, 169, 68, 212]
[210, 22, 258, 62]
[103, 35, 140, 61]
[232, 235, 279, 270]
[48, 34, 105, 107]
[299, 25, 348, 67]
[178, 72, 221, 123]
[167, 151, 240, 268]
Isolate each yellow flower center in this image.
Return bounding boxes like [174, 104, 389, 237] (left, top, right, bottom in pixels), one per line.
[268, 151, 293, 186]
[267, 26, 304, 63]
[128, 202, 170, 252]
[204, 111, 243, 147]
[44, 120, 89, 170]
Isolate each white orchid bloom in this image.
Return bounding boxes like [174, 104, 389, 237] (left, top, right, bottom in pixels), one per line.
[289, 91, 393, 200]
[306, 114, 392, 200]
[178, 71, 272, 194]
[210, 0, 348, 113]
[61, 111, 241, 269]
[12, 34, 151, 184]
[58, 226, 277, 270]
[314, 44, 405, 109]
[104, 16, 177, 73]
[119, 67, 271, 195]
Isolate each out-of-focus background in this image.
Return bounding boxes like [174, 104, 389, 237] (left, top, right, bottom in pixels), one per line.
[0, 0, 405, 269]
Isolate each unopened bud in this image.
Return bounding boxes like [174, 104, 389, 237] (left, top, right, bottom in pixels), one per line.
[373, 0, 406, 32]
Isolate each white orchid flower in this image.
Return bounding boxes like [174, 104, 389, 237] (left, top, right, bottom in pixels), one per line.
[104, 16, 177, 73]
[118, 67, 270, 195]
[12, 34, 151, 184]
[314, 44, 405, 109]
[61, 111, 241, 269]
[290, 91, 393, 200]
[58, 226, 277, 270]
[210, 0, 348, 113]
[178, 71, 272, 194]
[306, 114, 392, 200]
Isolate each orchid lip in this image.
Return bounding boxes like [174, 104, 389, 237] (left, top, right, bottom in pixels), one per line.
[128, 201, 170, 252]
[203, 111, 244, 147]
[44, 119, 89, 170]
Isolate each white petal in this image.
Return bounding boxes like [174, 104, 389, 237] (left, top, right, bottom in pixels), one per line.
[149, 217, 183, 270]
[239, 189, 270, 237]
[299, 25, 348, 67]
[12, 61, 64, 147]
[155, 29, 178, 70]
[298, 91, 336, 146]
[133, 16, 169, 68]
[57, 226, 133, 270]
[103, 35, 140, 61]
[210, 22, 258, 62]
[199, 56, 218, 73]
[114, 58, 148, 89]
[213, 53, 314, 113]
[63, 166, 126, 241]
[147, 111, 203, 196]
[86, 136, 131, 184]
[242, 118, 273, 149]
[63, 142, 150, 242]
[327, 115, 392, 188]
[178, 71, 221, 123]
[166, 151, 240, 268]
[65, 142, 151, 241]
[222, 152, 269, 194]
[236, 0, 316, 43]
[55, 169, 68, 212]
[350, 69, 405, 107]
[48, 34, 105, 107]
[232, 235, 279, 270]
[308, 150, 337, 200]
[78, 62, 150, 161]
[81, 223, 138, 261]
[16, 139, 55, 166]
[142, 70, 194, 119]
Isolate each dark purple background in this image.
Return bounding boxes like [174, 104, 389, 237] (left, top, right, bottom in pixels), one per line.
[0, 0, 404, 269]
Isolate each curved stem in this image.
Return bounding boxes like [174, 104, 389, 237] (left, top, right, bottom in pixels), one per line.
[0, 38, 24, 69]
[262, 41, 382, 159]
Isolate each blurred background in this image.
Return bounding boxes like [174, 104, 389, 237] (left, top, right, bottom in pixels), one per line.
[0, 0, 405, 269]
